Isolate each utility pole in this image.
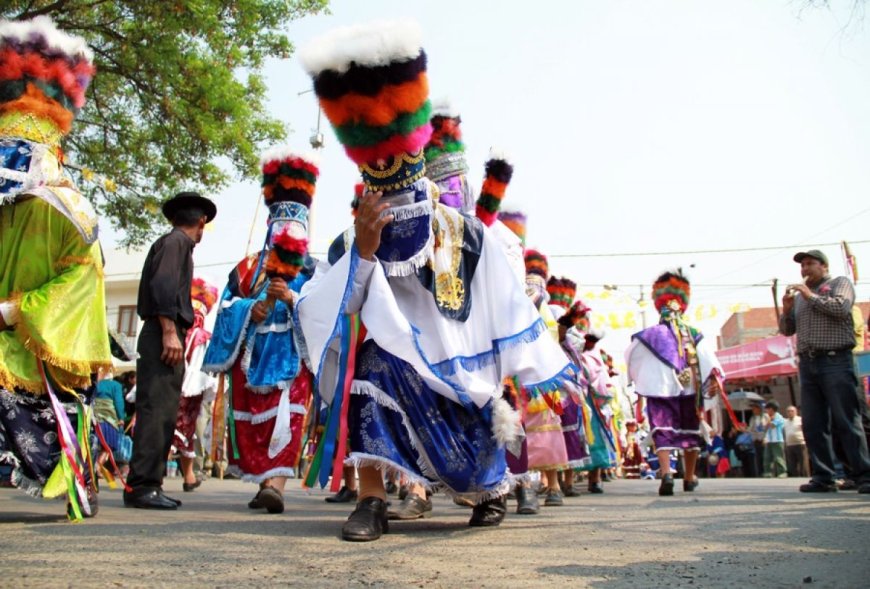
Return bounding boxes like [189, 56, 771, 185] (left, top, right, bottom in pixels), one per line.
[771, 278, 780, 321]
[638, 285, 648, 329]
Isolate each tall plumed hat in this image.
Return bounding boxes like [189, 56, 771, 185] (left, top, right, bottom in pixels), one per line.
[260, 146, 319, 282]
[475, 149, 514, 227]
[424, 98, 468, 182]
[300, 19, 432, 193]
[0, 16, 95, 144]
[499, 210, 527, 246]
[524, 248, 548, 279]
[652, 269, 690, 314]
[558, 299, 592, 331]
[191, 277, 219, 317]
[546, 276, 576, 310]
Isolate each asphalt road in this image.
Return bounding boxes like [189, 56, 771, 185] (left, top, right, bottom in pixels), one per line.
[0, 477, 868, 588]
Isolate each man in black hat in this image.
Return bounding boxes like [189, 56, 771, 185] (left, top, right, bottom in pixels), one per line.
[779, 249, 870, 494]
[124, 192, 216, 509]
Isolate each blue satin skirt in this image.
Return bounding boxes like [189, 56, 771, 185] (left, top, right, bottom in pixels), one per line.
[349, 341, 508, 498]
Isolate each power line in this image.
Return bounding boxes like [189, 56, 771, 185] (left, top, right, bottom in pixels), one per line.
[546, 239, 869, 259]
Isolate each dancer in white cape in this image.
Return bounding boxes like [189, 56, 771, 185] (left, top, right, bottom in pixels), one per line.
[296, 19, 573, 542]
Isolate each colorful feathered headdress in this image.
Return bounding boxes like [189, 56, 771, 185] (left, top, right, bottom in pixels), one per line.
[0, 16, 95, 144]
[191, 277, 218, 317]
[546, 276, 576, 310]
[499, 210, 527, 246]
[424, 98, 468, 182]
[260, 146, 318, 282]
[475, 149, 514, 227]
[260, 146, 319, 209]
[558, 299, 592, 331]
[524, 248, 548, 279]
[300, 19, 431, 193]
[652, 269, 690, 314]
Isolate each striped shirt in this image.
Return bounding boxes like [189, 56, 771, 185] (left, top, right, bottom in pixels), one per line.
[778, 275, 855, 354]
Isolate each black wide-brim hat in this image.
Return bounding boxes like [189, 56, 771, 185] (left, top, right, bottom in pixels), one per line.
[162, 191, 217, 223]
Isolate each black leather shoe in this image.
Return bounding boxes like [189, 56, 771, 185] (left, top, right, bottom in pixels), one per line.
[659, 474, 675, 497]
[325, 485, 358, 503]
[515, 485, 539, 515]
[469, 496, 507, 527]
[160, 491, 182, 506]
[799, 480, 838, 493]
[124, 489, 178, 510]
[342, 497, 388, 542]
[398, 485, 409, 501]
[683, 478, 699, 492]
[387, 492, 432, 520]
[385, 481, 398, 495]
[587, 482, 605, 494]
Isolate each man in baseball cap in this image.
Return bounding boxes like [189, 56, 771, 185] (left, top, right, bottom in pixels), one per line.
[779, 248, 870, 494]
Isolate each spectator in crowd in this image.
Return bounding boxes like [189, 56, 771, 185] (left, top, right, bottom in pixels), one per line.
[763, 401, 787, 477]
[748, 403, 769, 478]
[784, 406, 809, 478]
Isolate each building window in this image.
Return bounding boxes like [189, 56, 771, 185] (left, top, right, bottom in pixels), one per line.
[118, 305, 137, 337]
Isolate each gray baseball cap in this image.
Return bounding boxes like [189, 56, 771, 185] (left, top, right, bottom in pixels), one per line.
[793, 249, 828, 266]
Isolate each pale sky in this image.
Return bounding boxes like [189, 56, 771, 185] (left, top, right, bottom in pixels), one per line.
[104, 0, 870, 357]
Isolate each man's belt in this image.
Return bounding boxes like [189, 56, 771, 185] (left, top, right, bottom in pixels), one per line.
[800, 348, 852, 359]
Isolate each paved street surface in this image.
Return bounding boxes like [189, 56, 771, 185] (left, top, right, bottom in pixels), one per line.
[1, 477, 868, 588]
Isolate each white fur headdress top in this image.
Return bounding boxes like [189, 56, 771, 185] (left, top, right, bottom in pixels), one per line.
[298, 19, 432, 168]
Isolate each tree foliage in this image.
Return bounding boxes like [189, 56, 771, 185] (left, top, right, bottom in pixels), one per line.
[3, 0, 328, 247]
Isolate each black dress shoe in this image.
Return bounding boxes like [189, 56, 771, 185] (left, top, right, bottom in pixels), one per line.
[683, 478, 699, 492]
[342, 497, 389, 542]
[799, 480, 838, 493]
[160, 491, 182, 506]
[385, 481, 398, 495]
[587, 482, 604, 494]
[387, 492, 432, 520]
[659, 474, 675, 497]
[325, 485, 358, 503]
[469, 496, 507, 527]
[398, 485, 409, 501]
[516, 486, 539, 515]
[124, 489, 178, 510]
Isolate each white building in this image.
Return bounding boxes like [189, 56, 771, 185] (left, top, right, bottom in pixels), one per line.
[103, 248, 147, 372]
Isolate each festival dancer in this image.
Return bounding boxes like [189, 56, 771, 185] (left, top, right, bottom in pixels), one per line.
[625, 270, 724, 496]
[0, 17, 111, 519]
[297, 19, 573, 541]
[558, 302, 616, 494]
[202, 147, 317, 514]
[172, 277, 219, 492]
[510, 246, 570, 510]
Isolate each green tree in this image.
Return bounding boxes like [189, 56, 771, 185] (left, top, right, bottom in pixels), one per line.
[3, 0, 328, 247]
